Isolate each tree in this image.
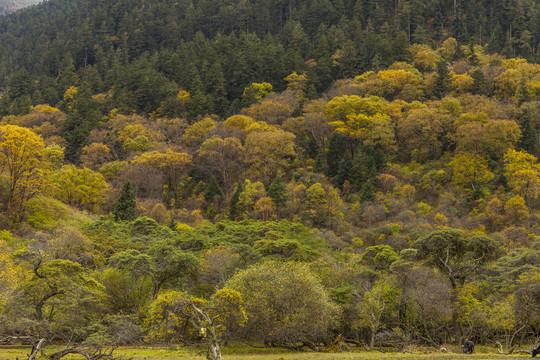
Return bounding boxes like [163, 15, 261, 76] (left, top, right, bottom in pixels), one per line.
[470, 69, 490, 95]
[449, 153, 494, 194]
[109, 242, 198, 299]
[131, 150, 191, 206]
[145, 289, 246, 360]
[434, 60, 451, 99]
[244, 130, 296, 184]
[113, 180, 136, 221]
[225, 261, 339, 349]
[355, 278, 400, 349]
[0, 125, 49, 220]
[413, 229, 501, 338]
[13, 251, 100, 326]
[0, 242, 19, 311]
[228, 182, 243, 220]
[267, 174, 288, 217]
[504, 149, 540, 213]
[196, 136, 245, 197]
[48, 165, 107, 211]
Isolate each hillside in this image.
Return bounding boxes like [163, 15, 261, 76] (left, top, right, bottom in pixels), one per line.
[0, 0, 40, 14]
[0, 0, 539, 119]
[0, 0, 539, 356]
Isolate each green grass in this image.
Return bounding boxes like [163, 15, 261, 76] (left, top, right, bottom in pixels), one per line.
[0, 346, 532, 360]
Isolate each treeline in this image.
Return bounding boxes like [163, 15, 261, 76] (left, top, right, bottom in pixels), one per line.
[0, 0, 539, 119]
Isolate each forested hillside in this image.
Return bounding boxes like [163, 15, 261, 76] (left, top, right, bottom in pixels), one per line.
[0, 0, 39, 15]
[0, 0, 539, 357]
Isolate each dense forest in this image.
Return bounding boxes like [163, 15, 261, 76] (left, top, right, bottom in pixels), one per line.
[0, 0, 539, 358]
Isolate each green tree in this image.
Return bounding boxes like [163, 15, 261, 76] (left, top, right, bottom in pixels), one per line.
[113, 180, 137, 221]
[229, 182, 243, 220]
[267, 174, 288, 217]
[145, 289, 246, 360]
[434, 60, 451, 99]
[413, 229, 501, 338]
[470, 69, 490, 95]
[225, 261, 339, 349]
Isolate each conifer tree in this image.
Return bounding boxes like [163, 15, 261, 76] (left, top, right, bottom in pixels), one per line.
[326, 133, 346, 178]
[434, 60, 451, 99]
[204, 177, 224, 202]
[229, 182, 243, 220]
[267, 174, 288, 215]
[468, 44, 479, 66]
[361, 179, 375, 202]
[334, 151, 352, 190]
[113, 180, 137, 221]
[471, 69, 489, 95]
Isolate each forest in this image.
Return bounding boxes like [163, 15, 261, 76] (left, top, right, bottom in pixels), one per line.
[0, 0, 539, 358]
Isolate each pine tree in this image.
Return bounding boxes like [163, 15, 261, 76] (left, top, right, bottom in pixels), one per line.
[326, 133, 346, 178]
[229, 181, 243, 220]
[113, 180, 137, 221]
[334, 151, 352, 190]
[516, 77, 531, 106]
[468, 44, 479, 66]
[361, 179, 375, 202]
[204, 177, 224, 202]
[434, 60, 451, 99]
[470, 69, 489, 95]
[267, 174, 288, 215]
[488, 22, 503, 53]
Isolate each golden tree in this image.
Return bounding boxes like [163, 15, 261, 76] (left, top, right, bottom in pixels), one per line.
[0, 125, 49, 219]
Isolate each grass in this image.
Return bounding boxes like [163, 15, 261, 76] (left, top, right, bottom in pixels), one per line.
[0, 346, 533, 360]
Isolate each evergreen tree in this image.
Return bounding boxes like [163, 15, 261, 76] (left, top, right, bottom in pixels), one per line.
[61, 86, 102, 163]
[468, 44, 479, 66]
[434, 60, 451, 99]
[470, 69, 489, 95]
[229, 181, 243, 220]
[516, 77, 531, 106]
[204, 177, 224, 202]
[113, 180, 137, 221]
[361, 179, 375, 202]
[267, 174, 288, 215]
[334, 151, 352, 190]
[488, 22, 503, 53]
[326, 133, 346, 178]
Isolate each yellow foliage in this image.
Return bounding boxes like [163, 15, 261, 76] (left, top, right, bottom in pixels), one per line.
[0, 125, 49, 218]
[181, 117, 217, 148]
[32, 104, 61, 113]
[451, 73, 474, 93]
[48, 165, 108, 211]
[177, 89, 191, 103]
[63, 86, 78, 104]
[409, 44, 441, 71]
[224, 115, 255, 130]
[0, 242, 19, 310]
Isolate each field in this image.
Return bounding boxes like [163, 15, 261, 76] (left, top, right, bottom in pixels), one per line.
[0, 346, 534, 360]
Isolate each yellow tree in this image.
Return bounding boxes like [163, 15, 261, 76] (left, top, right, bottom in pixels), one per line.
[0, 241, 20, 311]
[48, 164, 108, 211]
[449, 153, 494, 193]
[504, 149, 540, 213]
[181, 117, 217, 149]
[0, 125, 49, 219]
[245, 130, 296, 184]
[132, 149, 191, 206]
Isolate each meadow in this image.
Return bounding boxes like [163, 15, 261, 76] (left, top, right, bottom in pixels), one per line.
[0, 346, 534, 360]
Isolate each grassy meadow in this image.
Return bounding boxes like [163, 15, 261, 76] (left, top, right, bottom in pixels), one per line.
[0, 346, 534, 360]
